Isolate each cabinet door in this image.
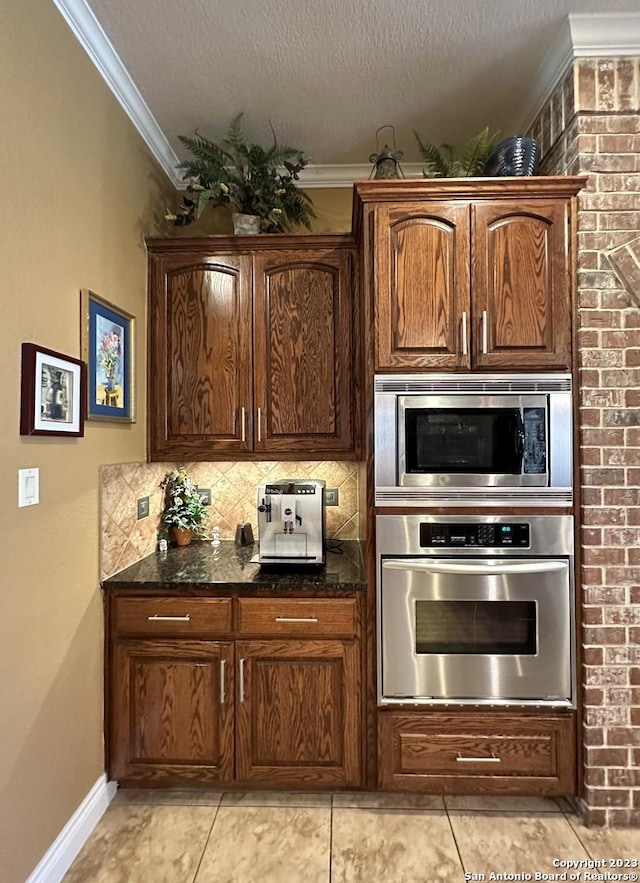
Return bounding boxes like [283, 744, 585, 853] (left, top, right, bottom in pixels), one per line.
[373, 203, 471, 370]
[235, 639, 361, 787]
[472, 200, 572, 370]
[148, 254, 253, 459]
[253, 250, 355, 455]
[110, 640, 234, 785]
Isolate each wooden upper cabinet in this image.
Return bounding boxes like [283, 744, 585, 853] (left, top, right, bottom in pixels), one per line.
[353, 177, 585, 373]
[472, 200, 571, 370]
[374, 203, 470, 370]
[148, 252, 253, 460]
[147, 235, 358, 461]
[253, 249, 354, 454]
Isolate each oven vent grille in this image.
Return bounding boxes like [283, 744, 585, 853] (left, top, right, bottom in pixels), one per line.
[375, 488, 573, 506]
[374, 375, 572, 394]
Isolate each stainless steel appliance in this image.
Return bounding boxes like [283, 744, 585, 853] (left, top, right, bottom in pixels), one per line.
[257, 479, 326, 565]
[374, 373, 573, 506]
[377, 513, 575, 707]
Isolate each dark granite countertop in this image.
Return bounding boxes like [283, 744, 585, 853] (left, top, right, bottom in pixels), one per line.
[102, 539, 366, 592]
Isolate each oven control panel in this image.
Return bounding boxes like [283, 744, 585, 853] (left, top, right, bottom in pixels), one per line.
[419, 522, 530, 547]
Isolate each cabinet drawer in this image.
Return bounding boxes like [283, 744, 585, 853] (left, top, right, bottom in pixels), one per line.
[112, 597, 232, 637]
[399, 732, 555, 777]
[237, 598, 357, 638]
[378, 711, 576, 794]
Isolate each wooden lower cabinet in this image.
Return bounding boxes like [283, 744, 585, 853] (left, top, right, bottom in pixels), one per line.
[378, 710, 576, 795]
[235, 639, 361, 786]
[107, 593, 362, 789]
[110, 639, 235, 785]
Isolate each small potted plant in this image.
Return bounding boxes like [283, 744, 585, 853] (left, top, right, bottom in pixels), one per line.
[160, 467, 210, 546]
[165, 112, 315, 233]
[413, 126, 500, 177]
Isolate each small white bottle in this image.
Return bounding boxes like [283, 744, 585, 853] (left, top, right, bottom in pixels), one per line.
[211, 525, 221, 547]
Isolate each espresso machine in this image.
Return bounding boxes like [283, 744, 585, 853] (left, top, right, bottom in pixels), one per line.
[257, 479, 326, 565]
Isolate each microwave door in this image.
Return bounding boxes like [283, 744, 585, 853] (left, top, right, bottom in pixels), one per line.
[397, 395, 548, 489]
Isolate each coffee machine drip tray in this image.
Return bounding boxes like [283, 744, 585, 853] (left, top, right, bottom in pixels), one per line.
[261, 532, 319, 563]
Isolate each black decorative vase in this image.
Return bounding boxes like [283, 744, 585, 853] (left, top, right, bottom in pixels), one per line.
[484, 136, 541, 177]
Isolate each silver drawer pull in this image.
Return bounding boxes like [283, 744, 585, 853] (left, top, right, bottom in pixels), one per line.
[456, 754, 501, 763]
[147, 614, 190, 622]
[239, 658, 245, 703]
[274, 616, 319, 623]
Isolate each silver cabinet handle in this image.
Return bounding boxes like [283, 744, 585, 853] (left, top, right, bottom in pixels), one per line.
[456, 754, 501, 763]
[241, 407, 246, 443]
[147, 614, 190, 622]
[239, 657, 245, 702]
[257, 407, 262, 442]
[482, 310, 488, 354]
[461, 310, 468, 357]
[220, 659, 226, 704]
[275, 616, 319, 623]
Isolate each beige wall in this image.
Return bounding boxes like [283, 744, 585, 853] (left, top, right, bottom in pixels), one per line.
[0, 1, 173, 880]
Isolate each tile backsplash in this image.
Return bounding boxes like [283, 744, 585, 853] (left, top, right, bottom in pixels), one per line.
[100, 460, 364, 580]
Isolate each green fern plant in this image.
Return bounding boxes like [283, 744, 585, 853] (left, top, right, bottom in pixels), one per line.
[166, 113, 315, 232]
[414, 127, 500, 178]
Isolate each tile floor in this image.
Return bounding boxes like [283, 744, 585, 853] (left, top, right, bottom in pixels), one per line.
[64, 790, 640, 883]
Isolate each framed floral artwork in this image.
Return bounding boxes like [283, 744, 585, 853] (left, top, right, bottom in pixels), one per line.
[80, 290, 136, 423]
[20, 342, 85, 436]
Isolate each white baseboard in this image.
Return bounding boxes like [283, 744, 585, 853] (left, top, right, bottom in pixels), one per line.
[26, 775, 117, 883]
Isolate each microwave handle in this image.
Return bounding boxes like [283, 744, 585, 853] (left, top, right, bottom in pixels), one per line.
[514, 409, 525, 471]
[382, 559, 567, 576]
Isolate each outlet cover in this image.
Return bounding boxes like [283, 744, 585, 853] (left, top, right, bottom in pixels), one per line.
[325, 488, 339, 506]
[197, 487, 212, 505]
[137, 496, 150, 519]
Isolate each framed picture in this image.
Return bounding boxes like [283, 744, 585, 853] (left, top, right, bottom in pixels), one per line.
[80, 290, 136, 423]
[20, 343, 85, 437]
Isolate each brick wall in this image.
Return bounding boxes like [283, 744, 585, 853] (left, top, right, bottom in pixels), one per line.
[527, 58, 640, 827]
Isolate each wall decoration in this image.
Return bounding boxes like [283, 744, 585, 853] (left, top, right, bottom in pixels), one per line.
[20, 342, 85, 437]
[81, 290, 136, 423]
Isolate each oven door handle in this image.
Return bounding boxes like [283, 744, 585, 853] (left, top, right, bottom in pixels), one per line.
[382, 559, 567, 576]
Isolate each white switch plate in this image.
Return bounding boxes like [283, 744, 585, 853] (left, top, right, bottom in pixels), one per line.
[18, 468, 39, 507]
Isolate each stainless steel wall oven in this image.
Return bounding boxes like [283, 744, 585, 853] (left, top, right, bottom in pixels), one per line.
[377, 514, 575, 708]
[374, 373, 573, 506]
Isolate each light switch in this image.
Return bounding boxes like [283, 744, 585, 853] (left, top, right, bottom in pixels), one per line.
[19, 468, 40, 507]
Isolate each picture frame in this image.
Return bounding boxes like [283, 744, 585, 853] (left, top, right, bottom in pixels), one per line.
[20, 342, 86, 437]
[80, 290, 136, 423]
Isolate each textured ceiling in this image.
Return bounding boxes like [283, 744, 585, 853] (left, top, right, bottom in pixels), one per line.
[81, 0, 640, 174]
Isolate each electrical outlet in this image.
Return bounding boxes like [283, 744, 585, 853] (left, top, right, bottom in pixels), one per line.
[197, 487, 212, 505]
[325, 488, 339, 506]
[137, 496, 150, 519]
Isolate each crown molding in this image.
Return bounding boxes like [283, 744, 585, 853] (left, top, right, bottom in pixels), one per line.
[569, 12, 640, 56]
[51, 0, 183, 186]
[55, 3, 640, 190]
[515, 13, 640, 135]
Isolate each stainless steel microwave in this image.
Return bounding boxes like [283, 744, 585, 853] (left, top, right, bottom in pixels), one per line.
[374, 374, 573, 506]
